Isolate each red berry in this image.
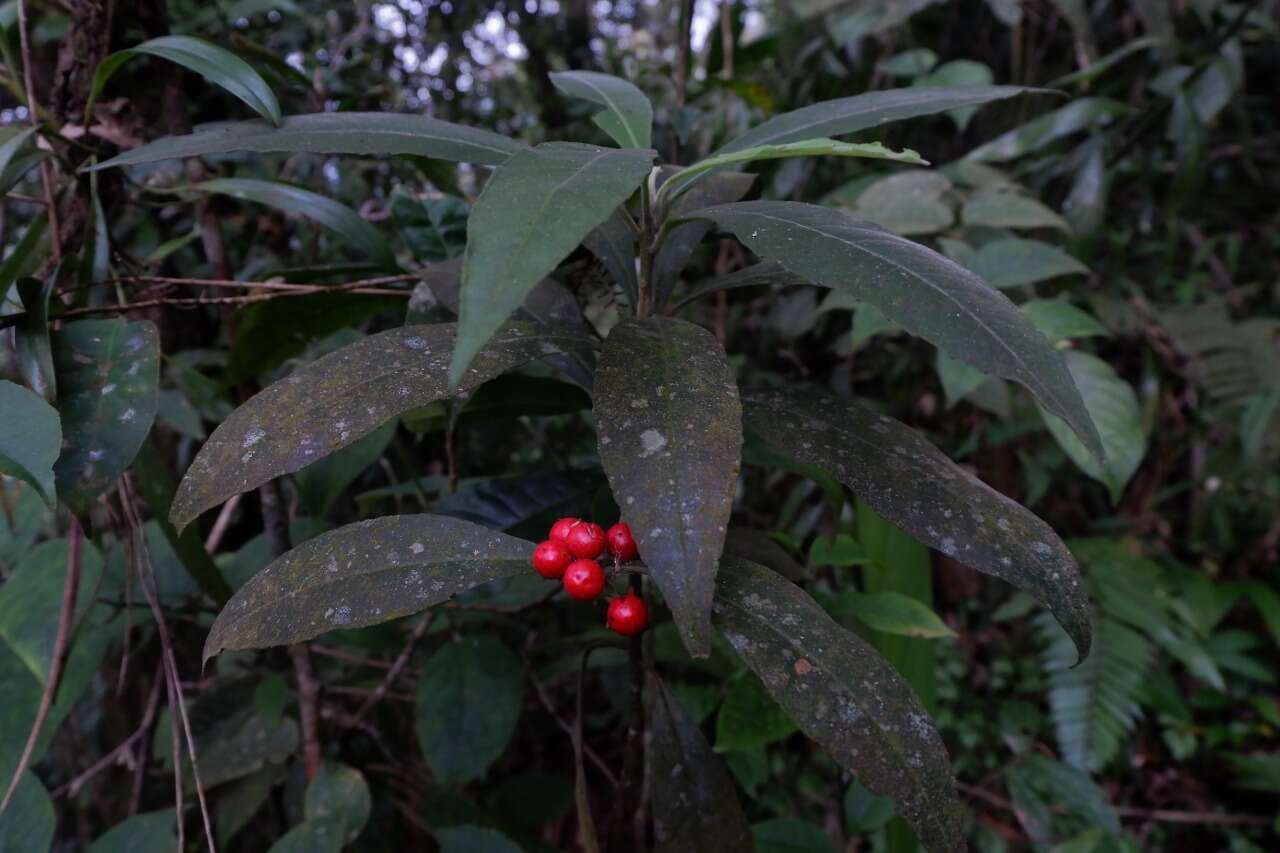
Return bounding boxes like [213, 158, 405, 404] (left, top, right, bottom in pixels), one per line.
[564, 522, 607, 559]
[606, 593, 649, 636]
[562, 559, 606, 600]
[606, 522, 639, 562]
[531, 540, 573, 579]
[549, 517, 581, 543]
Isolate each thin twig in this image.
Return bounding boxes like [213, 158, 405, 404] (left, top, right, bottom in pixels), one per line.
[575, 646, 604, 853]
[202, 492, 241, 554]
[0, 515, 83, 814]
[348, 613, 434, 726]
[527, 668, 619, 788]
[16, 0, 61, 264]
[54, 665, 165, 798]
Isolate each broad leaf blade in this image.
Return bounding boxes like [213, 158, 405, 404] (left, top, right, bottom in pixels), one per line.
[743, 386, 1090, 659]
[595, 318, 742, 657]
[203, 514, 530, 660]
[713, 557, 964, 852]
[550, 70, 653, 149]
[195, 178, 396, 270]
[649, 677, 755, 853]
[52, 320, 160, 516]
[689, 201, 1103, 463]
[715, 86, 1043, 155]
[450, 142, 653, 385]
[172, 323, 587, 531]
[89, 113, 522, 172]
[90, 35, 282, 126]
[0, 381, 59, 507]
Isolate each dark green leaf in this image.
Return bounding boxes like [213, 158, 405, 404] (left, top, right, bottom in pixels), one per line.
[0, 127, 38, 193]
[52, 320, 160, 516]
[715, 86, 1044, 155]
[751, 818, 835, 853]
[961, 192, 1069, 231]
[0, 381, 60, 506]
[844, 780, 895, 833]
[835, 591, 956, 638]
[294, 420, 396, 518]
[173, 322, 586, 531]
[965, 98, 1131, 162]
[14, 277, 55, 400]
[392, 191, 469, 263]
[713, 557, 963, 852]
[435, 826, 523, 853]
[195, 178, 395, 270]
[723, 527, 806, 581]
[716, 673, 797, 751]
[550, 70, 653, 149]
[1022, 300, 1108, 341]
[450, 142, 653, 385]
[650, 677, 755, 853]
[305, 763, 371, 843]
[808, 533, 867, 568]
[962, 237, 1087, 287]
[90, 113, 522, 172]
[433, 470, 601, 541]
[914, 61, 995, 130]
[203, 514, 530, 659]
[595, 318, 743, 657]
[0, 217, 48, 306]
[672, 260, 807, 310]
[743, 386, 1090, 660]
[0, 773, 53, 853]
[182, 713, 298, 788]
[1006, 754, 1120, 844]
[90, 35, 281, 125]
[88, 810, 177, 853]
[840, 170, 954, 236]
[583, 206, 639, 306]
[688, 201, 1103, 463]
[655, 170, 757, 309]
[266, 817, 344, 853]
[415, 635, 522, 785]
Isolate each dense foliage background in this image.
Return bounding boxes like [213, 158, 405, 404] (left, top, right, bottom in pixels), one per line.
[0, 0, 1277, 850]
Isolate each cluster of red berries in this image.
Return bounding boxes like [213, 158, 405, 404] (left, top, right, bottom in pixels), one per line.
[530, 517, 648, 636]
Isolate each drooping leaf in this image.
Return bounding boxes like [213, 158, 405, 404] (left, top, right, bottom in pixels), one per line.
[0, 381, 60, 507]
[743, 386, 1091, 659]
[961, 237, 1087, 287]
[450, 142, 653, 385]
[415, 635, 523, 785]
[1038, 351, 1144, 504]
[550, 70, 653, 149]
[0, 773, 53, 853]
[90, 112, 522, 172]
[712, 557, 964, 852]
[194, 178, 395, 270]
[172, 322, 588, 531]
[649, 677, 755, 853]
[51, 320, 160, 516]
[714, 86, 1043, 155]
[203, 514, 530, 660]
[660, 138, 925, 204]
[87, 810, 177, 853]
[595, 318, 743, 657]
[689, 201, 1103, 463]
[1022, 300, 1109, 342]
[961, 191, 1070, 231]
[965, 97, 1131, 162]
[304, 763, 371, 843]
[654, 170, 757, 309]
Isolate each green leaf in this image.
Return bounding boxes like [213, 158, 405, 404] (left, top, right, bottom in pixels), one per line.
[836, 591, 956, 639]
[936, 350, 992, 408]
[877, 49, 938, 77]
[550, 70, 653, 149]
[0, 127, 37, 193]
[0, 217, 47, 306]
[14, 276, 55, 400]
[660, 138, 925, 205]
[89, 35, 281, 126]
[650, 677, 755, 853]
[713, 557, 963, 852]
[0, 380, 60, 506]
[52, 320, 160, 516]
[1006, 754, 1120, 844]
[450, 142, 653, 385]
[293, 420, 396, 518]
[914, 61, 995, 130]
[752, 819, 834, 853]
[716, 673, 797, 751]
[715, 85, 1044, 155]
[203, 514, 529, 660]
[965, 97, 1132, 162]
[88, 810, 177, 853]
[962, 191, 1070, 231]
[89, 112, 522, 172]
[1022, 300, 1109, 341]
[654, 170, 756, 309]
[266, 817, 345, 853]
[305, 763, 371, 843]
[583, 206, 639, 306]
[392, 191, 468, 263]
[194, 178, 395, 270]
[0, 773, 53, 853]
[172, 322, 586, 531]
[415, 635, 522, 785]
[962, 237, 1087, 287]
[808, 533, 866, 568]
[435, 826, 523, 853]
[844, 780, 895, 833]
[743, 386, 1091, 660]
[595, 318, 743, 657]
[1038, 351, 1144, 504]
[689, 201, 1104, 464]
[723, 527, 806, 582]
[672, 260, 807, 310]
[840, 170, 954, 236]
[433, 469, 601, 541]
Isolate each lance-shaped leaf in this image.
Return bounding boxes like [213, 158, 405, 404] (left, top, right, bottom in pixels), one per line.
[550, 70, 653, 149]
[714, 85, 1042, 155]
[653, 169, 756, 310]
[89, 35, 282, 126]
[172, 323, 588, 531]
[688, 201, 1103, 463]
[659, 137, 925, 205]
[595, 318, 742, 656]
[583, 207, 639, 306]
[649, 676, 755, 853]
[672, 260, 809, 310]
[743, 386, 1090, 659]
[450, 142, 653, 385]
[203, 514, 530, 661]
[194, 178, 396, 270]
[713, 557, 964, 852]
[52, 320, 160, 516]
[89, 112, 522, 172]
[0, 381, 60, 507]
